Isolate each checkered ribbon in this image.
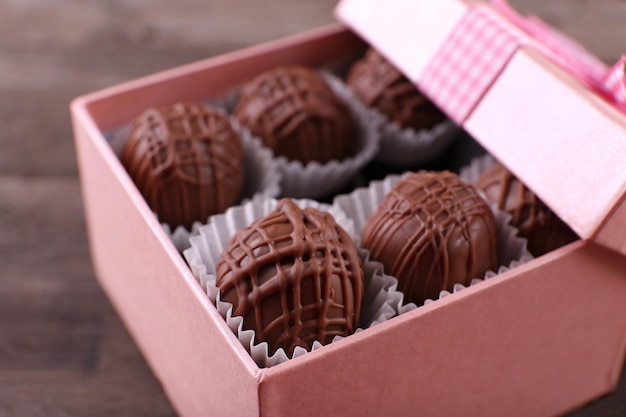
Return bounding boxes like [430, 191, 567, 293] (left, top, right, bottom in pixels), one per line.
[420, 0, 626, 123]
[420, 8, 519, 124]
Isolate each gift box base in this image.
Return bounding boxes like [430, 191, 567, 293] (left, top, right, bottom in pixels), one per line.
[71, 24, 626, 417]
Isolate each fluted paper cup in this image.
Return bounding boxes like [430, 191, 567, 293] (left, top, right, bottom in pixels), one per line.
[183, 197, 410, 367]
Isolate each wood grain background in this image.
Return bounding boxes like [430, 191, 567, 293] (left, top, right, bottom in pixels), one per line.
[0, 1, 624, 416]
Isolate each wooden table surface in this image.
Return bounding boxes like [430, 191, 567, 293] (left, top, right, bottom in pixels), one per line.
[0, 1, 624, 416]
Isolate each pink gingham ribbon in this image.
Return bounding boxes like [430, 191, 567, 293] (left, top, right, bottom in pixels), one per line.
[420, 0, 626, 123]
[419, 8, 519, 124]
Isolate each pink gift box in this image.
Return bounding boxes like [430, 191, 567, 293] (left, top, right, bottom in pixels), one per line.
[70, 1, 626, 416]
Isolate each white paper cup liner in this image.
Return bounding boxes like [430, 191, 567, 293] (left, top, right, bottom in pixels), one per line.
[341, 74, 459, 168]
[204, 89, 240, 113]
[183, 197, 408, 368]
[333, 171, 534, 307]
[459, 153, 497, 181]
[104, 124, 132, 158]
[162, 222, 200, 253]
[376, 117, 459, 167]
[257, 73, 381, 200]
[103, 109, 282, 249]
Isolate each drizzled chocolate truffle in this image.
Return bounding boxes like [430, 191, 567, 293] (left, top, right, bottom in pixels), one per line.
[347, 49, 445, 130]
[475, 161, 577, 256]
[234, 66, 356, 164]
[362, 171, 498, 305]
[216, 199, 364, 356]
[120, 102, 244, 230]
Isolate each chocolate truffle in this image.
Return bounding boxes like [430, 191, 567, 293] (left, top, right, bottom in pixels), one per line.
[347, 49, 446, 130]
[216, 199, 364, 356]
[475, 161, 577, 256]
[234, 66, 356, 164]
[362, 171, 498, 305]
[120, 102, 244, 230]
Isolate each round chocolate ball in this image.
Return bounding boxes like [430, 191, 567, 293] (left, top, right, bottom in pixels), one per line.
[234, 66, 356, 164]
[120, 102, 244, 230]
[362, 171, 498, 305]
[216, 199, 364, 356]
[347, 48, 446, 130]
[475, 161, 577, 256]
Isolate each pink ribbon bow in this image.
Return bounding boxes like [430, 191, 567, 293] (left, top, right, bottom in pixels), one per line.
[603, 56, 626, 112]
[493, 0, 626, 114]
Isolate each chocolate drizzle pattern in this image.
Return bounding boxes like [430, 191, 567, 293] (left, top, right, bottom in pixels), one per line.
[216, 199, 364, 356]
[476, 162, 577, 256]
[347, 49, 446, 130]
[120, 102, 244, 230]
[362, 171, 499, 305]
[234, 66, 356, 164]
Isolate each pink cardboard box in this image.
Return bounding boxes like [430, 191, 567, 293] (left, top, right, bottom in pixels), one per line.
[70, 1, 626, 416]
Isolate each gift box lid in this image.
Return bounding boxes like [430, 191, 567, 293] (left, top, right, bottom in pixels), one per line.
[335, 0, 626, 257]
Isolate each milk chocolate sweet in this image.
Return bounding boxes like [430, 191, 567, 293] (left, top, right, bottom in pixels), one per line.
[347, 49, 446, 130]
[234, 66, 356, 164]
[476, 161, 577, 256]
[216, 199, 364, 356]
[120, 102, 244, 230]
[362, 171, 498, 305]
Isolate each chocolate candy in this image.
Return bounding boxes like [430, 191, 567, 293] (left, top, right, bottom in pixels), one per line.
[234, 66, 356, 164]
[120, 102, 244, 230]
[216, 199, 364, 356]
[347, 49, 446, 130]
[362, 171, 498, 305]
[475, 161, 577, 256]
